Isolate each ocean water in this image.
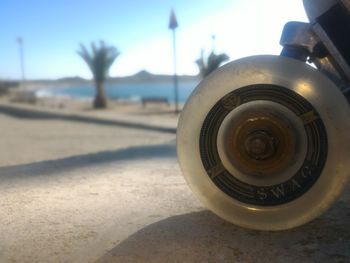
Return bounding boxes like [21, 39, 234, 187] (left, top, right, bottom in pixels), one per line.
[36, 81, 199, 103]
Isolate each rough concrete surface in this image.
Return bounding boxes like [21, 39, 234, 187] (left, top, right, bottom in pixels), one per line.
[0, 106, 349, 263]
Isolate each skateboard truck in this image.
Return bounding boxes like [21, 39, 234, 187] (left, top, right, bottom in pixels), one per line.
[177, 0, 350, 231]
[281, 0, 350, 100]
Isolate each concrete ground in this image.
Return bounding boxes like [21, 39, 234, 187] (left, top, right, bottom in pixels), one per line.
[0, 102, 349, 263]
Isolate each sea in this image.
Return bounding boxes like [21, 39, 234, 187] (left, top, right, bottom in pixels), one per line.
[36, 81, 199, 103]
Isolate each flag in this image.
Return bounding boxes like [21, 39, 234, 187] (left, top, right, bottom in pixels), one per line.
[169, 9, 178, 29]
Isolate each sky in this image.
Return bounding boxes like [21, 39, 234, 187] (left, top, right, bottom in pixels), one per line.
[0, 0, 308, 80]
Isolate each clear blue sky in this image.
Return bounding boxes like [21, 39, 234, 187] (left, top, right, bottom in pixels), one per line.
[0, 0, 307, 80]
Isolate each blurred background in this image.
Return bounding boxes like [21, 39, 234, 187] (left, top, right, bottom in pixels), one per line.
[0, 0, 307, 105]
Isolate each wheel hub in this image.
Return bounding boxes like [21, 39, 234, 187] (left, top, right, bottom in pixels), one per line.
[217, 100, 307, 187]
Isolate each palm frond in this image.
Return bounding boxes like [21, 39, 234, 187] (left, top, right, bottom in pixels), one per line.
[77, 41, 120, 82]
[196, 51, 229, 78]
[77, 41, 120, 108]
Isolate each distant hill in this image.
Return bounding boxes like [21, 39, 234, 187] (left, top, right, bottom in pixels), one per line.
[1, 71, 200, 87]
[109, 70, 199, 83]
[56, 76, 89, 83]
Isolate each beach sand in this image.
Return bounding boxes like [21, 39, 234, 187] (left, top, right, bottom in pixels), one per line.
[0, 97, 349, 263]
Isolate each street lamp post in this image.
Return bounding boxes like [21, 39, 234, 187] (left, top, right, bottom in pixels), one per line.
[17, 37, 26, 87]
[211, 35, 216, 52]
[169, 9, 179, 114]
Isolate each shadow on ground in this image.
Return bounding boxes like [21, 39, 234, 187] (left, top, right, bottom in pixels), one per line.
[0, 105, 176, 134]
[0, 142, 176, 178]
[97, 198, 350, 263]
[128, 109, 181, 116]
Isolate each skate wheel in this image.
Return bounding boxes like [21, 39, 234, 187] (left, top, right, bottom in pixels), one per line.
[177, 55, 350, 230]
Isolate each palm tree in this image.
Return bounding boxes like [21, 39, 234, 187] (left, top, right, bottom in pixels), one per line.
[78, 41, 119, 108]
[196, 50, 229, 78]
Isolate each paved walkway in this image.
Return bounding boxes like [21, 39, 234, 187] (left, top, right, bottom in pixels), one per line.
[0, 103, 349, 263]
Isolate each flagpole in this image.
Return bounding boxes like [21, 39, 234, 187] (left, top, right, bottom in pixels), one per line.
[172, 29, 179, 114]
[169, 9, 179, 114]
[17, 37, 26, 88]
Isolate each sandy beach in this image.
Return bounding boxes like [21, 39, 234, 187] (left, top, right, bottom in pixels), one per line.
[0, 97, 350, 263]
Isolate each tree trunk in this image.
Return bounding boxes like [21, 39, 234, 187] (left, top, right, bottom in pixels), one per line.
[94, 81, 107, 108]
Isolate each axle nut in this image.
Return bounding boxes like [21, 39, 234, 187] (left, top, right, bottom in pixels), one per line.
[244, 131, 277, 160]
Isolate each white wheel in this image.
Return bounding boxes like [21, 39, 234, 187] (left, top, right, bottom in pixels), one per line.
[177, 55, 350, 231]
